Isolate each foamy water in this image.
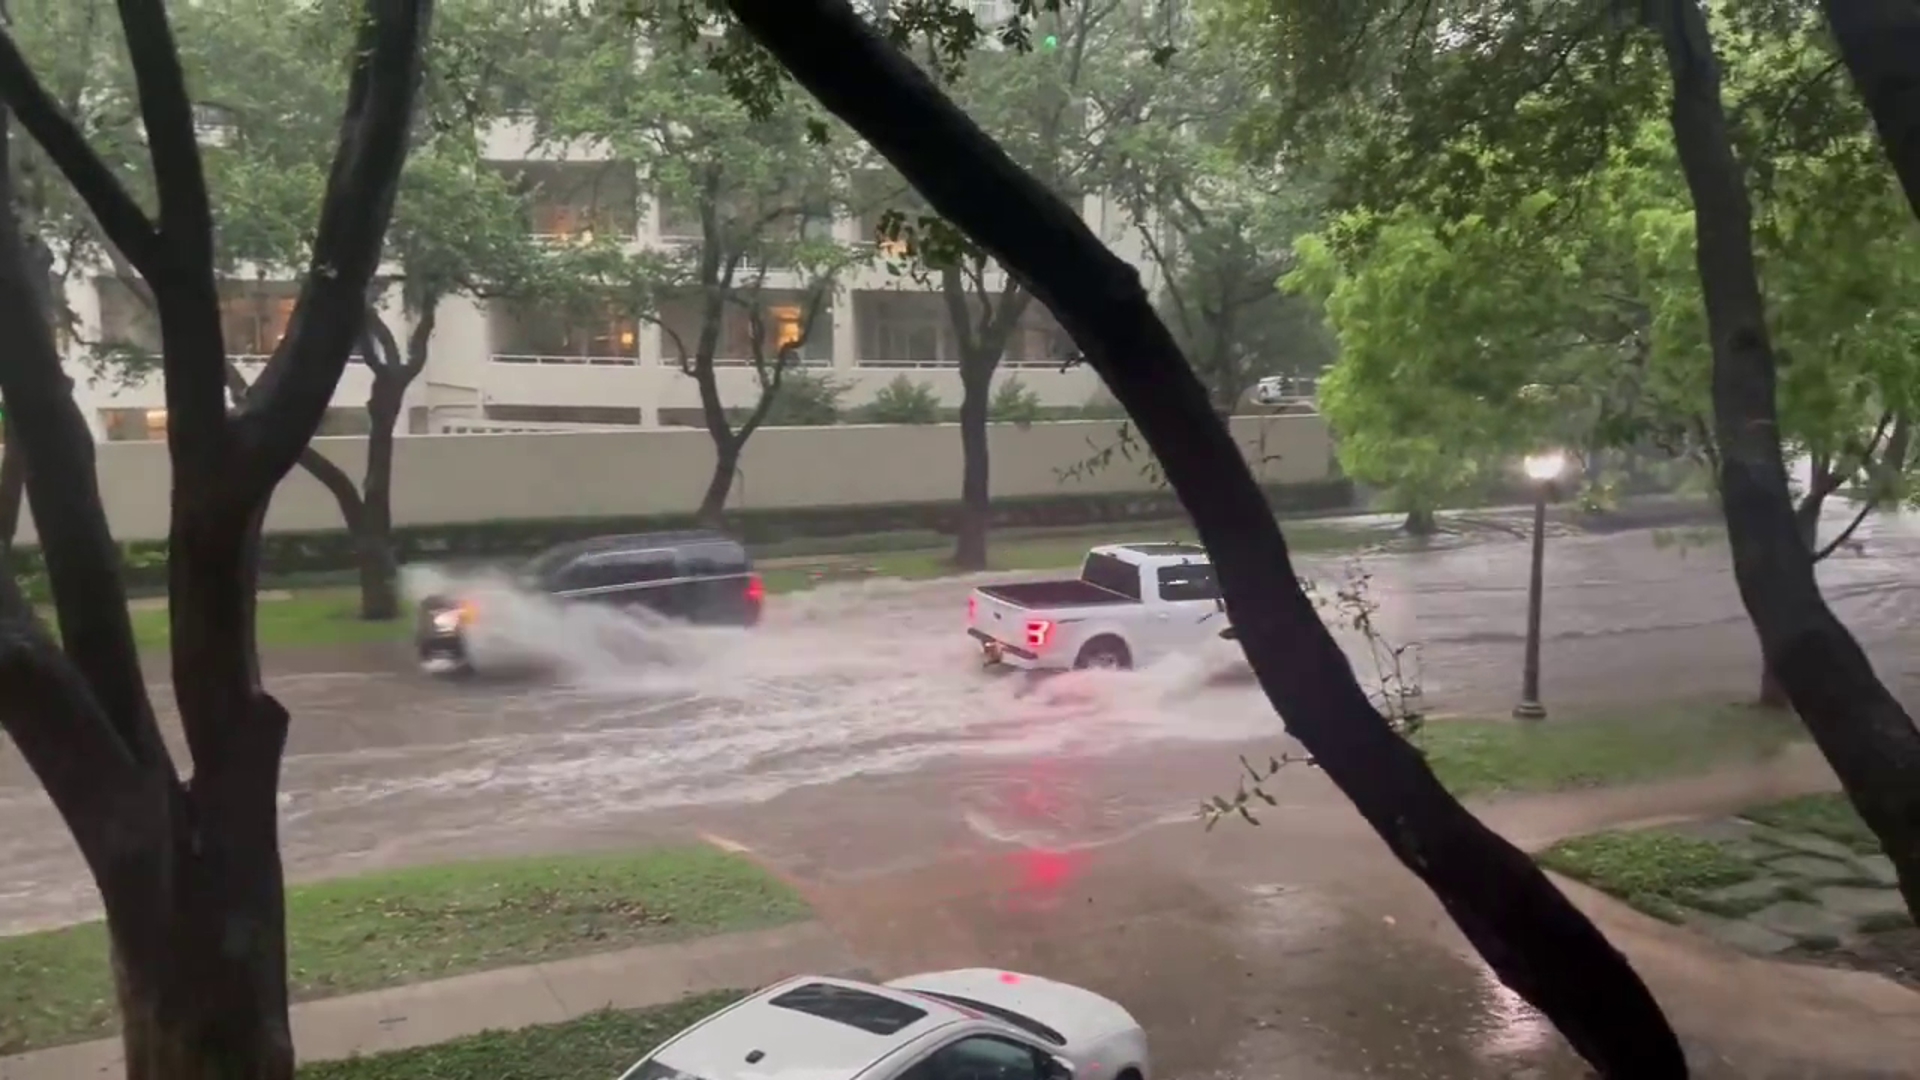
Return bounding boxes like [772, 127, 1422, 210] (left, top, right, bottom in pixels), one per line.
[276, 567, 1288, 829]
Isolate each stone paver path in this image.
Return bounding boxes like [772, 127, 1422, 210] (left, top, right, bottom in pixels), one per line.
[1665, 816, 1907, 956]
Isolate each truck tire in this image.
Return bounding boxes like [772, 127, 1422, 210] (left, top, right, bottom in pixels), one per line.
[1074, 636, 1132, 671]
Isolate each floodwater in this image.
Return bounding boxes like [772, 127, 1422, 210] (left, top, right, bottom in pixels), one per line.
[3, 506, 1919, 934]
[5, 507, 1920, 1076]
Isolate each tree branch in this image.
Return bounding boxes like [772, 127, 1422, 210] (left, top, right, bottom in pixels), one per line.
[1813, 496, 1876, 562]
[0, 29, 163, 275]
[234, 0, 434, 499]
[0, 103, 173, 782]
[115, 0, 216, 271]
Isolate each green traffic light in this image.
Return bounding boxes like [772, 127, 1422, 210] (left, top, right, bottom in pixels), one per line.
[1041, 34, 1058, 49]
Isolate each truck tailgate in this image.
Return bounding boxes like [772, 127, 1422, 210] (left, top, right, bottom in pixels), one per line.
[970, 587, 1038, 646]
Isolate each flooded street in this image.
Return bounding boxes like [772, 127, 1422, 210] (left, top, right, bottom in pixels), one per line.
[4, 509, 1920, 1076]
[6, 509, 1920, 933]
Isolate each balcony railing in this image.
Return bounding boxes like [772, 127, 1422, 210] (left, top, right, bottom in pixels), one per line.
[853, 356, 1064, 370]
[490, 353, 640, 366]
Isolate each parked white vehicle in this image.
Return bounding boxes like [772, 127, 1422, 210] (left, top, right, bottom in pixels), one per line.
[614, 970, 1151, 1080]
[966, 543, 1230, 671]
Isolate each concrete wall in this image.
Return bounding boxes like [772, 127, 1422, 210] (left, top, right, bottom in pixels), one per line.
[7, 415, 1331, 544]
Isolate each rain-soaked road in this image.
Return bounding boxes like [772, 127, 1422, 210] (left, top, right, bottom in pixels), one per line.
[5, 507, 1920, 1077]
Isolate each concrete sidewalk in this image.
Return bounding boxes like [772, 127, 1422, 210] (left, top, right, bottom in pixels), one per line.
[0, 921, 859, 1079]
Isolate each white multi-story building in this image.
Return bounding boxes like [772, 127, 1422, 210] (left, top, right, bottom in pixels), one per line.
[62, 118, 1143, 442]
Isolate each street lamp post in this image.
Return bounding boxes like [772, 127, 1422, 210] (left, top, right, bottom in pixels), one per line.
[1514, 450, 1567, 721]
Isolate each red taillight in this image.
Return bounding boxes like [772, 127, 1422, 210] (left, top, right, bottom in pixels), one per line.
[745, 574, 765, 603]
[1025, 619, 1054, 648]
[968, 595, 978, 622]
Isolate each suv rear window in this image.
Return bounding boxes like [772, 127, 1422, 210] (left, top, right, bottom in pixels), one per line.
[766, 983, 928, 1036]
[1080, 553, 1141, 599]
[677, 542, 749, 577]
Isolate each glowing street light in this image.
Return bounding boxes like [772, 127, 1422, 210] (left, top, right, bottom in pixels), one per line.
[1515, 449, 1568, 720]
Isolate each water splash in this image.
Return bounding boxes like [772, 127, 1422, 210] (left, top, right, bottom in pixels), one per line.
[352, 566, 1283, 826]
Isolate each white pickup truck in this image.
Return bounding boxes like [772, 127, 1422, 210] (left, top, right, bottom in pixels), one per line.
[966, 542, 1232, 671]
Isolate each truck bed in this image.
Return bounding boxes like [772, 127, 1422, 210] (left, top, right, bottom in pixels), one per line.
[977, 579, 1136, 609]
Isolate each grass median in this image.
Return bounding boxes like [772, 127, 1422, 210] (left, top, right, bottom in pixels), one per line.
[1413, 703, 1810, 798]
[300, 992, 746, 1080]
[111, 517, 1385, 651]
[0, 848, 807, 1055]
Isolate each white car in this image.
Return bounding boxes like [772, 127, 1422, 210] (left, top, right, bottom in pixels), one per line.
[966, 543, 1230, 671]
[617, 971, 1150, 1080]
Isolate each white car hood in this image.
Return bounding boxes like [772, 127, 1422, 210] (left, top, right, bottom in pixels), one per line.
[886, 968, 1137, 1048]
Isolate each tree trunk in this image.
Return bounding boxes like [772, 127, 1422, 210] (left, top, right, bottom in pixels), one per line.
[953, 359, 993, 570]
[0, 431, 23, 554]
[351, 375, 403, 620]
[108, 819, 295, 1080]
[699, 438, 742, 527]
[1657, 0, 1920, 917]
[1757, 491, 1827, 709]
[1403, 506, 1437, 536]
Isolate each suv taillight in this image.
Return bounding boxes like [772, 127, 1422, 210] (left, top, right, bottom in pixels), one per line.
[745, 574, 765, 603]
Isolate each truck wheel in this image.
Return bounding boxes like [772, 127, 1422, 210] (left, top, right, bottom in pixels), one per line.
[1074, 637, 1132, 671]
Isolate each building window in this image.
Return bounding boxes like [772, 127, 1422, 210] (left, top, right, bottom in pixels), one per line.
[855, 290, 952, 367]
[657, 292, 833, 366]
[100, 407, 169, 441]
[489, 297, 639, 363]
[1004, 306, 1075, 368]
[221, 286, 297, 359]
[497, 161, 639, 240]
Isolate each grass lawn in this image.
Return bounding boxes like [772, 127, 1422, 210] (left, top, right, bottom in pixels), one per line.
[299, 992, 746, 1080]
[0, 848, 806, 1055]
[1413, 703, 1809, 798]
[111, 518, 1383, 652]
[1536, 829, 1766, 923]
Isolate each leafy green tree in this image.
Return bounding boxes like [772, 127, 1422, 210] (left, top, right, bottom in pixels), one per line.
[50, 0, 568, 619]
[536, 8, 867, 525]
[872, 0, 1141, 569]
[1229, 0, 1920, 910]
[861, 373, 942, 423]
[1095, 9, 1332, 413]
[0, 0, 427, 1072]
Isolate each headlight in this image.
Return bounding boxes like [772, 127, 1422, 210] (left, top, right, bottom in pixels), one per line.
[431, 606, 469, 633]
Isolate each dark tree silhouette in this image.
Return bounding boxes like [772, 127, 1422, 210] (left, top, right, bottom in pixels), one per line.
[0, 0, 431, 1074]
[1650, 0, 1920, 916]
[713, 1, 1686, 1075]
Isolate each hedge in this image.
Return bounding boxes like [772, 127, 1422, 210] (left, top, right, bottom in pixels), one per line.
[11, 478, 1354, 594]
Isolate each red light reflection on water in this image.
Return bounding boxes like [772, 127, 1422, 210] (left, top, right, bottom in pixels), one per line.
[987, 756, 1097, 910]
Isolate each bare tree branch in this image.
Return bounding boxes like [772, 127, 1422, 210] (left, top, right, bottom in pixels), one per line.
[0, 31, 163, 275]
[234, 0, 434, 499]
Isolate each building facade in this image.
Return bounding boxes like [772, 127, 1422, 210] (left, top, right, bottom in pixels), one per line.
[62, 117, 1145, 442]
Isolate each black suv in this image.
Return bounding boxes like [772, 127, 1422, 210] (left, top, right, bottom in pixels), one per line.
[415, 530, 765, 674]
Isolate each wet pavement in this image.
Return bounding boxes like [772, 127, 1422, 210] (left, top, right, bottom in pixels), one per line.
[5, 507, 1920, 1076]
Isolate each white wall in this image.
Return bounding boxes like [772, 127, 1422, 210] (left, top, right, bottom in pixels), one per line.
[7, 415, 1334, 543]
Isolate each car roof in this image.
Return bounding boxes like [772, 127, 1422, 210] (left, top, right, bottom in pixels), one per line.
[1091, 541, 1210, 565]
[648, 977, 965, 1080]
[537, 530, 742, 563]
